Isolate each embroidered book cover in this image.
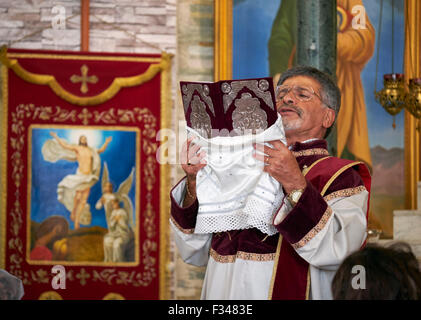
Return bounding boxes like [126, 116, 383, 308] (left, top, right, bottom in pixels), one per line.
[180, 78, 278, 137]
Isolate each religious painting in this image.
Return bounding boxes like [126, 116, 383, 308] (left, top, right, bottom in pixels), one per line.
[0, 48, 172, 299]
[28, 126, 139, 265]
[229, 0, 406, 238]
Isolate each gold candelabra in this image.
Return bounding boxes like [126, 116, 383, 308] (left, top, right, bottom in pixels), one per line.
[375, 73, 406, 117]
[375, 74, 421, 129]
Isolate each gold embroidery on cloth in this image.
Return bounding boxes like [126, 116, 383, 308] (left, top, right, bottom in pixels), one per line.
[302, 156, 331, 176]
[70, 64, 98, 94]
[210, 248, 276, 263]
[103, 293, 125, 300]
[170, 216, 195, 234]
[181, 83, 215, 116]
[232, 92, 268, 134]
[222, 79, 274, 114]
[76, 268, 90, 286]
[0, 46, 171, 106]
[292, 148, 330, 157]
[38, 291, 63, 300]
[181, 83, 214, 138]
[291, 207, 333, 250]
[190, 95, 212, 138]
[323, 186, 367, 202]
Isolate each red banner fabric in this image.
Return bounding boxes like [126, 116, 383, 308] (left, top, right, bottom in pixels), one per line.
[0, 48, 172, 300]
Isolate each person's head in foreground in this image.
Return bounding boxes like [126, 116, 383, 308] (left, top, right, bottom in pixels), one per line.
[0, 269, 24, 300]
[276, 66, 341, 143]
[331, 242, 421, 300]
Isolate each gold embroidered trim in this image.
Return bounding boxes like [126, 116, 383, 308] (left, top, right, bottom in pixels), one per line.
[292, 148, 329, 157]
[291, 207, 333, 250]
[323, 186, 367, 202]
[302, 156, 331, 176]
[210, 248, 276, 263]
[320, 161, 364, 196]
[170, 216, 195, 234]
[268, 234, 283, 299]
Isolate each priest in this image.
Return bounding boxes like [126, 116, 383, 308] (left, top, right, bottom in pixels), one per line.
[170, 66, 371, 300]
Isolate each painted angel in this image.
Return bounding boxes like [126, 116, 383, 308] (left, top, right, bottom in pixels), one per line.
[95, 163, 135, 262]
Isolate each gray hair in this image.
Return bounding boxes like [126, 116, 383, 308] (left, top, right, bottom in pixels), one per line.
[278, 65, 341, 116]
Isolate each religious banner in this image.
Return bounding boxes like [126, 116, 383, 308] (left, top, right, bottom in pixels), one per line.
[0, 47, 172, 300]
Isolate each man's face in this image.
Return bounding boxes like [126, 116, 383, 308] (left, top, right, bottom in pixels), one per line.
[276, 75, 334, 138]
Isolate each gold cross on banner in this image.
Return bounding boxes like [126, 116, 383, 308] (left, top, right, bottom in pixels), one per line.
[70, 64, 98, 94]
[78, 108, 92, 125]
[76, 268, 90, 286]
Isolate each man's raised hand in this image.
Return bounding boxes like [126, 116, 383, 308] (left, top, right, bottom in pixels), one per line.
[253, 140, 306, 194]
[180, 136, 207, 178]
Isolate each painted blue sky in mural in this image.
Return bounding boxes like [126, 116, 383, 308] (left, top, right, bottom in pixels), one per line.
[233, 0, 405, 149]
[30, 127, 137, 230]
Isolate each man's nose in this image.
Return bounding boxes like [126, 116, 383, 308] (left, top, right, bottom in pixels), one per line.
[282, 90, 296, 105]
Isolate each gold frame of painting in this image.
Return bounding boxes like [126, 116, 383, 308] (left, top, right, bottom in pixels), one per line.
[404, 0, 421, 210]
[25, 124, 141, 267]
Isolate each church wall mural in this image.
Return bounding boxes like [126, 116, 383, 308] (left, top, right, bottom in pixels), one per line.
[0, 48, 172, 299]
[231, 0, 406, 238]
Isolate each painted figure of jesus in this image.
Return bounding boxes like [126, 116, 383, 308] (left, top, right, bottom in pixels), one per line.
[43, 132, 112, 229]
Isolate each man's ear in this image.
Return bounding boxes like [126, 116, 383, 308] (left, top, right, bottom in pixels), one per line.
[322, 108, 336, 129]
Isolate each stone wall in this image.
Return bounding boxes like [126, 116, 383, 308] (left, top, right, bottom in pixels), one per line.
[0, 0, 176, 53]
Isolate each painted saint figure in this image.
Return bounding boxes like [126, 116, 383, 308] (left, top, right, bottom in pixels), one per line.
[95, 163, 135, 262]
[42, 132, 112, 230]
[95, 179, 116, 229]
[103, 198, 133, 262]
[268, 0, 375, 168]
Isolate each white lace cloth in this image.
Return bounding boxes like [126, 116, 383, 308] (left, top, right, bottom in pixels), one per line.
[188, 115, 287, 235]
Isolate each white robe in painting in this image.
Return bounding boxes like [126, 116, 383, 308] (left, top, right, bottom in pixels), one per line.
[103, 207, 133, 262]
[170, 139, 369, 300]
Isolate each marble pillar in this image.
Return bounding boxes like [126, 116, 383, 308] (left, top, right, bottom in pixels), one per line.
[296, 0, 337, 78]
[296, 0, 337, 155]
